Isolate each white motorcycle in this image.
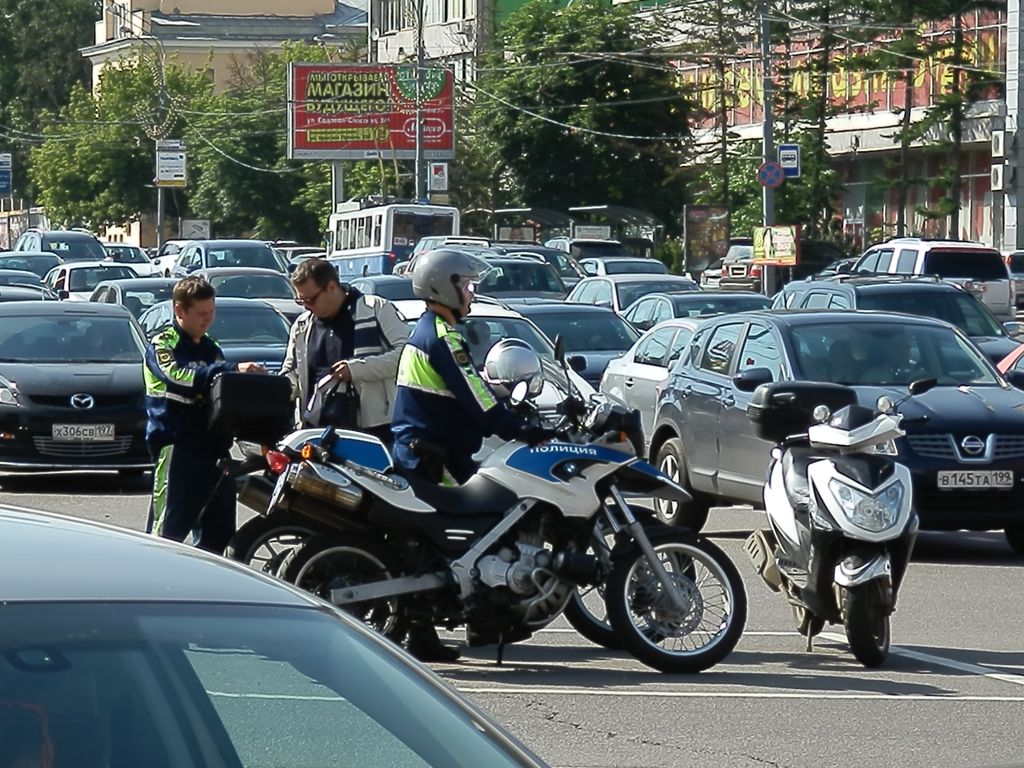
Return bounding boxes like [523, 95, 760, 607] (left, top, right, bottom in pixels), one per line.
[272, 384, 747, 673]
[744, 379, 932, 667]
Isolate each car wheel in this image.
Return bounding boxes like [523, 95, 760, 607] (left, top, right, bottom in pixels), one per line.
[1005, 526, 1024, 555]
[654, 438, 711, 531]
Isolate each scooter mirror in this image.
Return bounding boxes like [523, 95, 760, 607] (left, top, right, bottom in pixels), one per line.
[876, 395, 895, 415]
[509, 380, 529, 405]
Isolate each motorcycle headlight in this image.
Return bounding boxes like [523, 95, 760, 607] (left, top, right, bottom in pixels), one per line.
[865, 439, 898, 456]
[827, 478, 904, 532]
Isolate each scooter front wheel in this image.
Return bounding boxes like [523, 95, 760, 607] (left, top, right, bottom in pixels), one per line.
[842, 585, 890, 667]
[606, 530, 746, 673]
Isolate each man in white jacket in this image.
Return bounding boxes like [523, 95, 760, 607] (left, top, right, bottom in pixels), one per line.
[281, 258, 407, 442]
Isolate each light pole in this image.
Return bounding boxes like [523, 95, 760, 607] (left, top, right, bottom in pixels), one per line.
[413, 0, 426, 202]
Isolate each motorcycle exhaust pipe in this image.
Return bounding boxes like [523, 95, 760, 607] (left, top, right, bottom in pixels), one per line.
[290, 464, 364, 511]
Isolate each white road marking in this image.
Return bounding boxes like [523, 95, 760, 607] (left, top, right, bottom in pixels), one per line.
[453, 687, 1024, 703]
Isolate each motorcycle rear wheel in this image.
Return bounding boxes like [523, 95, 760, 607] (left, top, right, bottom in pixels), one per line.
[842, 585, 890, 668]
[280, 533, 408, 642]
[225, 515, 317, 577]
[606, 529, 746, 673]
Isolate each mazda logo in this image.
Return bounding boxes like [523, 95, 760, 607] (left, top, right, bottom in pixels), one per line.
[70, 393, 95, 410]
[960, 435, 985, 456]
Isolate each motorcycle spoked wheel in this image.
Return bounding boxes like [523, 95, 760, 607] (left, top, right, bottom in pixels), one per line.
[280, 533, 409, 642]
[606, 529, 747, 674]
[224, 515, 318, 577]
[841, 585, 890, 668]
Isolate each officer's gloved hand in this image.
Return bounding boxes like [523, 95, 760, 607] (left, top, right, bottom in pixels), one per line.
[522, 426, 559, 446]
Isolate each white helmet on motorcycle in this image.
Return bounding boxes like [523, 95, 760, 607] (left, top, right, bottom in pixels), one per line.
[482, 339, 545, 400]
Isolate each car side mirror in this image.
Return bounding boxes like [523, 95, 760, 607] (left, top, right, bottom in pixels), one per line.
[1003, 320, 1022, 336]
[733, 367, 774, 392]
[287, 262, 298, 274]
[567, 354, 587, 373]
[1007, 370, 1024, 391]
[186, 264, 198, 273]
[908, 377, 937, 396]
[57, 289, 69, 300]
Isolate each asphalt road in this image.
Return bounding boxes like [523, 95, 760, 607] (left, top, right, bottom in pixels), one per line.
[2, 471, 1022, 768]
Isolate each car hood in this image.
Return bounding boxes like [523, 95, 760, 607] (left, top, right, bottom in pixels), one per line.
[483, 291, 567, 300]
[0, 362, 143, 396]
[972, 336, 1022, 366]
[251, 297, 301, 321]
[219, 345, 286, 363]
[853, 384, 1024, 432]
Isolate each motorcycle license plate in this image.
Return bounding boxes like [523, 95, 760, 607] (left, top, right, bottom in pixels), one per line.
[266, 471, 289, 514]
[936, 470, 1014, 490]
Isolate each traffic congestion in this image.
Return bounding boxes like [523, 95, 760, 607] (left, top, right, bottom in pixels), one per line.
[1, 214, 1023, 767]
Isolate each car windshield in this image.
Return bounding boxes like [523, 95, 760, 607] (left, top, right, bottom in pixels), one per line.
[857, 291, 1005, 337]
[513, 251, 581, 278]
[790, 321, 999, 387]
[670, 295, 772, 316]
[210, 274, 294, 300]
[69, 266, 137, 291]
[122, 285, 176, 317]
[0, 255, 59, 277]
[355, 279, 416, 301]
[723, 244, 753, 263]
[212, 306, 290, 345]
[479, 263, 564, 294]
[460, 316, 555, 365]
[0, 315, 144, 363]
[527, 312, 639, 352]
[922, 249, 1007, 280]
[43, 235, 106, 261]
[208, 246, 283, 271]
[104, 245, 149, 264]
[0, 602, 530, 768]
[603, 260, 668, 275]
[617, 279, 696, 309]
[569, 242, 629, 259]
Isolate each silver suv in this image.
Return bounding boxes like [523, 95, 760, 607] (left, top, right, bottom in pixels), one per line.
[854, 238, 1014, 320]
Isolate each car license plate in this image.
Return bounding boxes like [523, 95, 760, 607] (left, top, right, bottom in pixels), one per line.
[52, 423, 115, 442]
[936, 470, 1014, 490]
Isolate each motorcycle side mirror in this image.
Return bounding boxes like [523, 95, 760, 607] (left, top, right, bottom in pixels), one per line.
[567, 354, 587, 373]
[554, 334, 566, 365]
[733, 367, 774, 392]
[908, 377, 937, 396]
[509, 380, 529, 405]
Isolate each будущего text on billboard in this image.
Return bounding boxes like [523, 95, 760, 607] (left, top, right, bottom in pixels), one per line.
[287, 63, 455, 161]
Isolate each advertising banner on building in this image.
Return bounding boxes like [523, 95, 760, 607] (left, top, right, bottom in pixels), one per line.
[753, 225, 799, 266]
[287, 63, 455, 161]
[683, 205, 730, 273]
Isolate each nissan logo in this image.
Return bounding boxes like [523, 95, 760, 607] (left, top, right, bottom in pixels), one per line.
[70, 393, 95, 410]
[960, 435, 985, 456]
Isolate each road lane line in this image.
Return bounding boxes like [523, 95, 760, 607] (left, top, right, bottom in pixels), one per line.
[819, 632, 1024, 689]
[452, 687, 1024, 702]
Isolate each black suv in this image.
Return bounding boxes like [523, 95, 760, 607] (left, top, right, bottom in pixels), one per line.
[14, 229, 106, 262]
[772, 276, 1024, 365]
[649, 309, 1024, 553]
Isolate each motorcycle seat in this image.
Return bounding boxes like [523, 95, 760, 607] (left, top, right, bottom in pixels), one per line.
[401, 472, 519, 517]
[780, 447, 816, 514]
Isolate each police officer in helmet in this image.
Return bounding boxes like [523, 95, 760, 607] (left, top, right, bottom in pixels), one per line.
[391, 248, 553, 660]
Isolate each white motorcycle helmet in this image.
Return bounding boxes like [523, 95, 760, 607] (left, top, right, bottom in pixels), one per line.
[482, 339, 545, 400]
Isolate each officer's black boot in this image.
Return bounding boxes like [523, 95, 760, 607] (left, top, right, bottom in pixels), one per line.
[406, 623, 461, 662]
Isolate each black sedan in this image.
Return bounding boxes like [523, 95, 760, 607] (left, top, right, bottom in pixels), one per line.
[0, 252, 61, 278]
[623, 291, 772, 331]
[0, 302, 150, 472]
[0, 506, 549, 767]
[0, 268, 45, 288]
[138, 297, 290, 373]
[650, 309, 1024, 552]
[515, 303, 640, 389]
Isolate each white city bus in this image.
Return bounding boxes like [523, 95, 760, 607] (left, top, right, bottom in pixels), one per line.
[325, 201, 460, 278]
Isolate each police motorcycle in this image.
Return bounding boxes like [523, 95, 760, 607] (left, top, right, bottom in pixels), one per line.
[743, 378, 933, 667]
[270, 345, 747, 674]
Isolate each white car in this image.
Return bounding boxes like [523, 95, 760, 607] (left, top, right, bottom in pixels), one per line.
[101, 242, 157, 276]
[43, 261, 141, 301]
[149, 239, 192, 277]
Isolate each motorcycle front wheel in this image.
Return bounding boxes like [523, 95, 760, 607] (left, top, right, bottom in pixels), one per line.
[842, 584, 890, 668]
[224, 515, 317, 577]
[280, 533, 408, 642]
[606, 530, 746, 673]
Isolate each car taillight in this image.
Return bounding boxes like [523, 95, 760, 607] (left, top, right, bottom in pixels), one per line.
[387, 251, 397, 262]
[749, 264, 763, 278]
[266, 450, 290, 475]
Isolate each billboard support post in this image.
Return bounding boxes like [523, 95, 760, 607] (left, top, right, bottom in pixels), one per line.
[414, 0, 425, 201]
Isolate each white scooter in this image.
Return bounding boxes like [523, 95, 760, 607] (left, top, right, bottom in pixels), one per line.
[743, 379, 933, 667]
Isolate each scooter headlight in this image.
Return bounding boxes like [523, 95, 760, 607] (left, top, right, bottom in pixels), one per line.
[827, 478, 905, 532]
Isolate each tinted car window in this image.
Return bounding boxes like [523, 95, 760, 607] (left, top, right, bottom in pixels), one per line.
[922, 249, 1007, 280]
[857, 291, 1005, 338]
[352, 279, 417, 301]
[212, 306, 291, 345]
[461, 317, 555, 364]
[569, 242, 629, 259]
[670, 295, 771, 316]
[634, 327, 675, 365]
[617, 279, 696, 310]
[530, 311, 639, 352]
[0, 315, 143, 363]
[1009, 252, 1024, 275]
[0, 254, 60, 277]
[207, 245, 282, 271]
[699, 322, 743, 375]
[68, 266, 137, 291]
[737, 324, 783, 380]
[123, 285, 175, 317]
[478, 263, 564, 294]
[210, 274, 294, 299]
[104, 245, 149, 264]
[603, 260, 668, 275]
[804, 292, 831, 309]
[42, 235, 106, 261]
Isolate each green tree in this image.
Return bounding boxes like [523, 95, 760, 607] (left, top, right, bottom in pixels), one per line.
[473, 0, 694, 234]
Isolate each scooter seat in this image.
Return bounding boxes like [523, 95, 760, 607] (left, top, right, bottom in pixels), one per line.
[780, 447, 816, 514]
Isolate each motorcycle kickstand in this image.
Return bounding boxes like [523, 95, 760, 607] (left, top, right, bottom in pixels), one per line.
[496, 632, 505, 667]
[805, 627, 814, 653]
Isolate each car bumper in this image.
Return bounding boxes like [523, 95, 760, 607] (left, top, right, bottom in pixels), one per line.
[0, 408, 150, 472]
[719, 277, 760, 292]
[906, 460, 1024, 530]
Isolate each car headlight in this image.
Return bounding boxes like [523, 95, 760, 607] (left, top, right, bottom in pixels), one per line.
[827, 478, 904, 532]
[0, 379, 21, 407]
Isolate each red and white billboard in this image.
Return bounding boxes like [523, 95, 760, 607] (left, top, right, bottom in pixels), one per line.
[287, 63, 455, 161]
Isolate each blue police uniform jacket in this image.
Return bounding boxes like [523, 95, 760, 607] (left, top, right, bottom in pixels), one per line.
[144, 321, 237, 454]
[392, 310, 521, 479]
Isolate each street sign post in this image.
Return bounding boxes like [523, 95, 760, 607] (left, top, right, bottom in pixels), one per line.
[428, 162, 448, 192]
[0, 153, 12, 196]
[155, 139, 187, 188]
[757, 161, 785, 189]
[778, 144, 801, 178]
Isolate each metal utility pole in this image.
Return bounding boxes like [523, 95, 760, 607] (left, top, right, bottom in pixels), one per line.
[759, 0, 775, 227]
[1003, 0, 1022, 249]
[414, 0, 426, 202]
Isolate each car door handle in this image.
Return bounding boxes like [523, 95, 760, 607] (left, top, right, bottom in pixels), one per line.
[625, 378, 635, 388]
[680, 384, 692, 397]
[720, 394, 735, 407]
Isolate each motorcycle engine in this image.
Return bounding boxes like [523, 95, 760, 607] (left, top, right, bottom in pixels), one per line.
[477, 541, 552, 595]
